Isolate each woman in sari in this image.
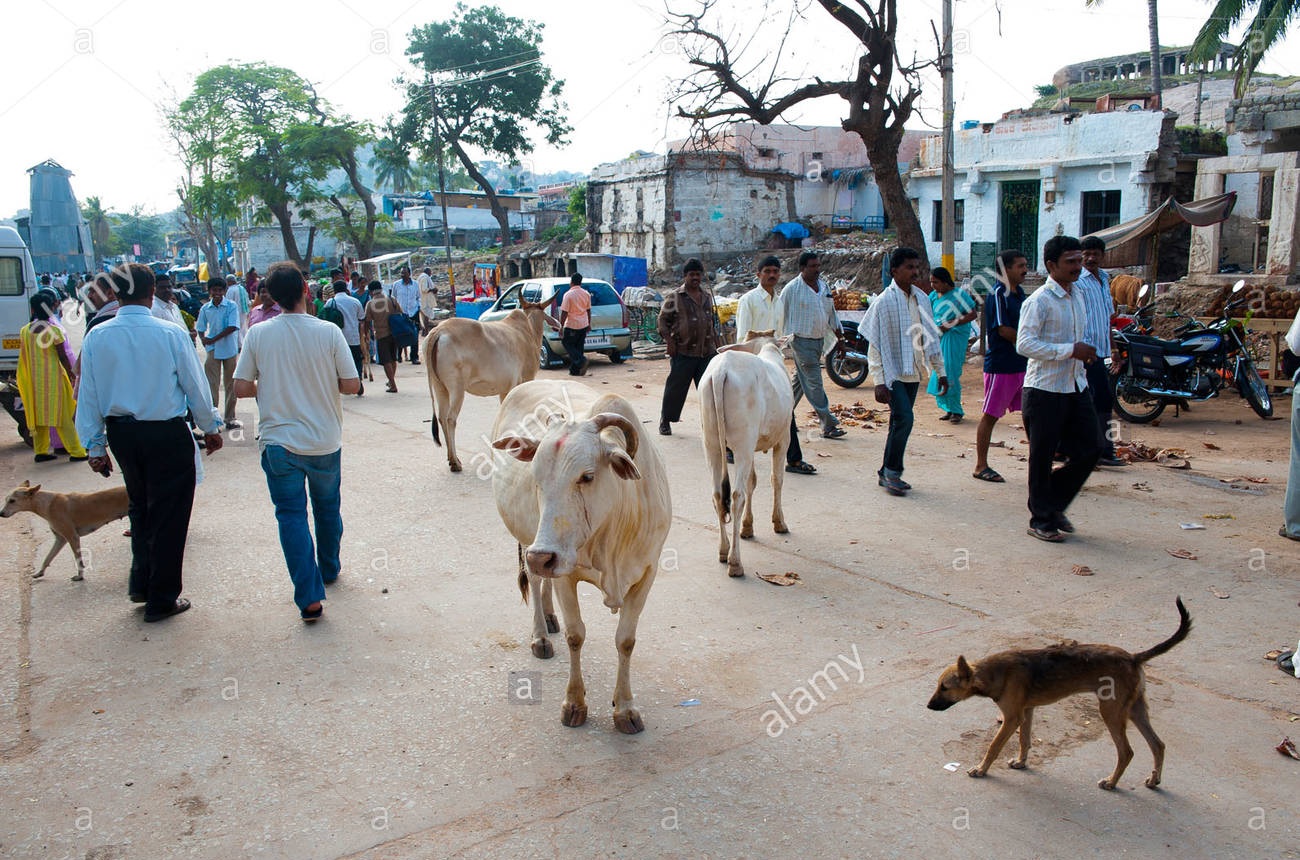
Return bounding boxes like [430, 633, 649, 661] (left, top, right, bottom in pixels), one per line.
[926, 267, 977, 424]
[17, 291, 87, 462]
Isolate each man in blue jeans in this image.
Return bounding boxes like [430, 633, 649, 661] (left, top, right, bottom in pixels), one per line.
[234, 261, 361, 622]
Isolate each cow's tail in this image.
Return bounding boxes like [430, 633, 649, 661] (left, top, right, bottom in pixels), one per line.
[711, 370, 731, 520]
[516, 543, 529, 604]
[1134, 597, 1191, 664]
[428, 331, 442, 446]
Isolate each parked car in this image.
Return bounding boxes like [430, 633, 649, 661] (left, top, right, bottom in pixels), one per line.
[479, 277, 633, 369]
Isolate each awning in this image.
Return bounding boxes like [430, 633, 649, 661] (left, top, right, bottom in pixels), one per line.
[1085, 192, 1237, 268]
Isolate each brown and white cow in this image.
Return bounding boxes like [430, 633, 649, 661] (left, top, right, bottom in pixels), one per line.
[699, 336, 793, 577]
[491, 380, 671, 734]
[426, 301, 554, 472]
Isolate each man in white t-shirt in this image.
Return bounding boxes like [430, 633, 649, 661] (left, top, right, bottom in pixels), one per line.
[233, 262, 360, 623]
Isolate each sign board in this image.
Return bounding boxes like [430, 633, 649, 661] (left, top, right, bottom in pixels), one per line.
[970, 242, 998, 280]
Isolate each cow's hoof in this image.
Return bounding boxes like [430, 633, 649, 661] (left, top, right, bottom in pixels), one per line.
[561, 701, 587, 727]
[71, 574, 84, 582]
[740, 526, 754, 539]
[727, 565, 744, 578]
[718, 553, 729, 564]
[448, 461, 462, 473]
[545, 613, 560, 634]
[531, 638, 554, 659]
[614, 709, 645, 734]
[1097, 778, 1117, 791]
[773, 522, 789, 535]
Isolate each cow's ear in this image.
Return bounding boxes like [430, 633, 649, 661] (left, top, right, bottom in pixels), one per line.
[608, 448, 642, 481]
[492, 436, 539, 462]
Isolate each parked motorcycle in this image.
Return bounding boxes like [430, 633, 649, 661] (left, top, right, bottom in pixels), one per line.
[826, 320, 871, 388]
[1111, 280, 1272, 423]
[0, 378, 33, 447]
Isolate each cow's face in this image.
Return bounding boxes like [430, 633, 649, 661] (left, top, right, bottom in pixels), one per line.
[493, 413, 640, 578]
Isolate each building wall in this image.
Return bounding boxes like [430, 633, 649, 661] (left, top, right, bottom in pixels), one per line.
[237, 227, 339, 275]
[587, 156, 672, 269]
[667, 153, 795, 263]
[909, 110, 1174, 273]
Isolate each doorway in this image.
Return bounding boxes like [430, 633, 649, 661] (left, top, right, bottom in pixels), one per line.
[999, 180, 1041, 269]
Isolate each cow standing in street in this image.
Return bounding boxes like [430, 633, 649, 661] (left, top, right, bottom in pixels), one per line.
[491, 380, 671, 734]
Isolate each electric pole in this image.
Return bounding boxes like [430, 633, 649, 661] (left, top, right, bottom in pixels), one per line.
[940, 0, 956, 275]
[430, 84, 456, 302]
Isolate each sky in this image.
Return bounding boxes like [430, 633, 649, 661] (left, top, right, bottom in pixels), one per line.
[2, 0, 1295, 217]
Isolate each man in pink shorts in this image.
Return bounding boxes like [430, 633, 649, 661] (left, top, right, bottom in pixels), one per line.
[973, 249, 1029, 483]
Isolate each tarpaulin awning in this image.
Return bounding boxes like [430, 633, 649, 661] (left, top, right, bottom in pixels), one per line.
[1085, 192, 1237, 268]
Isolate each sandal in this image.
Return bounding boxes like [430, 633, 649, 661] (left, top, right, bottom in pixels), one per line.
[385, 384, 398, 393]
[1279, 526, 1300, 542]
[972, 467, 1005, 483]
[1026, 525, 1064, 543]
[785, 460, 817, 475]
[301, 603, 324, 623]
[938, 413, 952, 421]
[822, 427, 847, 439]
[948, 414, 963, 425]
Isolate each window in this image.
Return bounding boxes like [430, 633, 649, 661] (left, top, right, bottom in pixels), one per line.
[756, 147, 775, 158]
[1081, 190, 1122, 234]
[0, 258, 22, 296]
[931, 199, 965, 242]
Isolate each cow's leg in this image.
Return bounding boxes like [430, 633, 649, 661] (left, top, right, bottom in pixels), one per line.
[554, 577, 588, 728]
[441, 387, 466, 472]
[541, 577, 559, 634]
[706, 434, 731, 566]
[771, 438, 789, 534]
[612, 570, 652, 734]
[724, 454, 748, 577]
[739, 455, 757, 539]
[528, 572, 554, 659]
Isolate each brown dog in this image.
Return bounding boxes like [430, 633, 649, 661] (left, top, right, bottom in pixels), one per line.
[0, 481, 130, 581]
[927, 597, 1191, 790]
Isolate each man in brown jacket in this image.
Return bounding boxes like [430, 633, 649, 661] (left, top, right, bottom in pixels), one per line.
[657, 258, 720, 435]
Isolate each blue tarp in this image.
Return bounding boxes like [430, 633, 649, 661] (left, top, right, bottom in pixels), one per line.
[772, 222, 810, 241]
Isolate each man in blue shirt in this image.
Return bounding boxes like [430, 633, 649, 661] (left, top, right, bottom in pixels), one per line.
[973, 249, 1030, 483]
[1076, 236, 1125, 467]
[196, 277, 242, 428]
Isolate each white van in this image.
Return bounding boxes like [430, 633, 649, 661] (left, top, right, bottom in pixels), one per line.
[0, 225, 38, 374]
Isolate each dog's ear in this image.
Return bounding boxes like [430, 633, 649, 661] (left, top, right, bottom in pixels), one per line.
[24, 483, 41, 494]
[20, 480, 29, 487]
[956, 655, 972, 681]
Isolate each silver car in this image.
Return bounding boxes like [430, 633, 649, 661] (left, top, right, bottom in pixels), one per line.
[480, 277, 633, 369]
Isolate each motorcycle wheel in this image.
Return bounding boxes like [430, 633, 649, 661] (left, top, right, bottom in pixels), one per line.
[1237, 360, 1273, 419]
[1111, 369, 1166, 424]
[0, 388, 33, 448]
[825, 345, 868, 388]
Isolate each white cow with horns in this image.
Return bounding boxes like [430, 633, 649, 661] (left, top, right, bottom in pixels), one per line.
[491, 379, 671, 734]
[699, 336, 793, 578]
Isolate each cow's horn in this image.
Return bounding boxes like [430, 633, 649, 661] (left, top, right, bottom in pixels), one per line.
[591, 412, 637, 460]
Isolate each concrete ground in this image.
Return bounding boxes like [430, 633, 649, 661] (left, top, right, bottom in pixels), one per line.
[1, 343, 1298, 859]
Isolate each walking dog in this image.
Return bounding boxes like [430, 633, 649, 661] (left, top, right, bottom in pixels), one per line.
[927, 597, 1191, 790]
[1, 481, 130, 581]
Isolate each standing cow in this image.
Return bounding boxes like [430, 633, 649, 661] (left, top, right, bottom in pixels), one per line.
[491, 380, 671, 734]
[700, 337, 793, 577]
[426, 301, 554, 472]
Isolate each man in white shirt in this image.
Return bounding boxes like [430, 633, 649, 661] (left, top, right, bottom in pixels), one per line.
[150, 276, 189, 335]
[863, 247, 946, 497]
[234, 262, 360, 623]
[196, 278, 242, 428]
[780, 251, 845, 440]
[1282, 306, 1300, 541]
[75, 263, 223, 623]
[738, 256, 816, 476]
[324, 280, 366, 396]
[417, 266, 439, 332]
[388, 266, 422, 363]
[1016, 235, 1100, 542]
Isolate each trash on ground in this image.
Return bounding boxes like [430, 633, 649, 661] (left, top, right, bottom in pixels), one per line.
[757, 571, 802, 586]
[1071, 564, 1094, 576]
[1166, 548, 1198, 559]
[1221, 475, 1269, 484]
[1203, 441, 1222, 450]
[1179, 523, 1207, 530]
[1278, 737, 1300, 760]
[943, 762, 962, 772]
[1132, 482, 1152, 492]
[1208, 586, 1230, 599]
[678, 698, 702, 707]
[1204, 513, 1235, 520]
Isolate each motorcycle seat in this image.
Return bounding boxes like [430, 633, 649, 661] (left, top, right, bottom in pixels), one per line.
[1124, 333, 1197, 354]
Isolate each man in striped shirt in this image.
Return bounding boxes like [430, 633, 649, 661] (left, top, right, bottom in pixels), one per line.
[1016, 235, 1101, 542]
[1075, 236, 1126, 467]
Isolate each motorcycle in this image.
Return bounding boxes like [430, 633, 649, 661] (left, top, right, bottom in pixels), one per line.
[1111, 280, 1272, 423]
[825, 320, 871, 388]
[0, 378, 33, 447]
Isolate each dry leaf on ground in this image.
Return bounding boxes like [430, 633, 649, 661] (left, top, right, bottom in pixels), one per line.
[1071, 564, 1094, 576]
[1166, 548, 1198, 560]
[1278, 738, 1300, 761]
[1204, 513, 1234, 520]
[757, 571, 802, 587]
[1208, 586, 1230, 599]
[1203, 441, 1222, 450]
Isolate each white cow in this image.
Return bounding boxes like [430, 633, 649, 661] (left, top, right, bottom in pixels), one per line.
[426, 301, 553, 472]
[491, 380, 671, 734]
[699, 337, 793, 577]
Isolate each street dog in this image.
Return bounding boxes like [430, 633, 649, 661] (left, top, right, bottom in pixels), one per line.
[0, 481, 130, 581]
[927, 597, 1191, 790]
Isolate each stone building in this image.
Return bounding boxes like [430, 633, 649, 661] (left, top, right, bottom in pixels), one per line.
[1053, 43, 1237, 91]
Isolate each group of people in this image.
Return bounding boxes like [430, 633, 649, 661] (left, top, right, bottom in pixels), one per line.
[652, 235, 1127, 542]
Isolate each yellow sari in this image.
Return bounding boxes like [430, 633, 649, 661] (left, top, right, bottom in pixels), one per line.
[16, 322, 76, 430]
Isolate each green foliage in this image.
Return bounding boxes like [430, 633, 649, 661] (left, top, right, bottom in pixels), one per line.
[1189, 0, 1300, 97]
[370, 131, 415, 193]
[1035, 84, 1058, 97]
[1175, 126, 1228, 155]
[567, 183, 587, 220]
[107, 208, 168, 259]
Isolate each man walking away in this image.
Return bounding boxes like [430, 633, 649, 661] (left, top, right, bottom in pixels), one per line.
[365, 281, 402, 393]
[559, 272, 591, 376]
[862, 247, 946, 496]
[234, 262, 360, 622]
[324, 281, 366, 396]
[1076, 236, 1125, 467]
[1017, 236, 1101, 542]
[657, 259, 720, 435]
[196, 277, 241, 429]
[388, 266, 421, 364]
[780, 251, 846, 441]
[75, 263, 223, 622]
[973, 250, 1030, 483]
[737, 255, 816, 476]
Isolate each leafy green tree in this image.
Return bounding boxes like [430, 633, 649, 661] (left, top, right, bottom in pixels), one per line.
[369, 130, 416, 193]
[1190, 0, 1299, 97]
[110, 207, 168, 260]
[81, 196, 112, 258]
[399, 3, 570, 258]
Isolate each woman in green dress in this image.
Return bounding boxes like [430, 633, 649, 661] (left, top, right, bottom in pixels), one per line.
[926, 267, 977, 423]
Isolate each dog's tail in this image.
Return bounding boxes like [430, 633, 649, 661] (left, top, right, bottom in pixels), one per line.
[1134, 596, 1191, 663]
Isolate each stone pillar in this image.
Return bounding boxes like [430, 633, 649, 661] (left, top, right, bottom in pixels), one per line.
[1189, 171, 1226, 280]
[1267, 168, 1300, 279]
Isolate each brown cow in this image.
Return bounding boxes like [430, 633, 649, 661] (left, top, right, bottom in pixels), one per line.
[426, 301, 556, 472]
[1110, 274, 1144, 311]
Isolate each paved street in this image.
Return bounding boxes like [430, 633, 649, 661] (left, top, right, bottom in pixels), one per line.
[1, 350, 1298, 859]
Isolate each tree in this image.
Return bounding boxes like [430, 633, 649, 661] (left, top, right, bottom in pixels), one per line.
[668, 0, 938, 258]
[369, 130, 416, 193]
[399, 3, 570, 258]
[164, 92, 234, 274]
[81, 196, 112, 258]
[1189, 0, 1299, 98]
[1085, 0, 1162, 104]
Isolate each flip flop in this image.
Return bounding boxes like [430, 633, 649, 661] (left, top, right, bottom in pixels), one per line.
[972, 468, 1005, 483]
[785, 460, 817, 475]
[1026, 526, 1064, 543]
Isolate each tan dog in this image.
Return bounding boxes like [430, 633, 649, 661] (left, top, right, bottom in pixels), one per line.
[1, 481, 130, 581]
[927, 597, 1191, 790]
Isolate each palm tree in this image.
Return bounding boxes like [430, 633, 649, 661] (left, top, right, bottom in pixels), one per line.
[82, 196, 112, 256]
[369, 134, 415, 194]
[1085, 0, 1162, 104]
[1190, 0, 1299, 97]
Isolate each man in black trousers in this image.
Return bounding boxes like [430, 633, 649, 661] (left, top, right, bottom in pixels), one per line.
[657, 259, 720, 435]
[75, 263, 224, 622]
